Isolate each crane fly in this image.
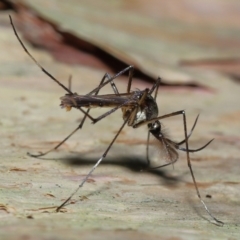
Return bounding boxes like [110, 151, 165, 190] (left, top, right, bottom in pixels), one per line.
[9, 15, 223, 226]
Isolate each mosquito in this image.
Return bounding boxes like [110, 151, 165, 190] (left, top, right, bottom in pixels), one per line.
[10, 15, 223, 226]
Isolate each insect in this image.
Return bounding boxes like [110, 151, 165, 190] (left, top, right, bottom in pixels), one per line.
[10, 15, 223, 226]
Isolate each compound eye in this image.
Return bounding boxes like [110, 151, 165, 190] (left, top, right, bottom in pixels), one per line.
[153, 121, 161, 132]
[153, 121, 161, 130]
[148, 121, 161, 131]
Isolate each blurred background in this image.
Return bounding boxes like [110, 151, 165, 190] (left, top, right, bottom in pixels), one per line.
[0, 0, 239, 239]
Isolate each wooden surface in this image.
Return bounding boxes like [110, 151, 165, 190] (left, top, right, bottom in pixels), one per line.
[0, 1, 240, 239]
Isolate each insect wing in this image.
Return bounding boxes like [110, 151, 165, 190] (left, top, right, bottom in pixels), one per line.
[149, 127, 179, 168]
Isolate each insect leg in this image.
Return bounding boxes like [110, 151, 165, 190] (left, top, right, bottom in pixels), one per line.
[126, 66, 134, 93]
[177, 114, 200, 145]
[56, 115, 130, 212]
[87, 66, 135, 95]
[79, 72, 120, 129]
[9, 15, 73, 94]
[146, 77, 162, 165]
[81, 66, 136, 137]
[27, 125, 82, 157]
[68, 75, 72, 91]
[10, 15, 97, 124]
[179, 111, 223, 226]
[91, 99, 138, 124]
[27, 101, 97, 157]
[149, 77, 161, 98]
[177, 139, 214, 152]
[28, 96, 136, 158]
[146, 132, 151, 166]
[134, 110, 223, 226]
[169, 114, 214, 152]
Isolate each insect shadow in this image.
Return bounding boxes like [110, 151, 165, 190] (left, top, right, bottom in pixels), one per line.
[10, 15, 223, 226]
[64, 154, 182, 186]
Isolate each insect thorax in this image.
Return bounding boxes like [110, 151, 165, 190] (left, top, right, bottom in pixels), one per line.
[133, 94, 158, 125]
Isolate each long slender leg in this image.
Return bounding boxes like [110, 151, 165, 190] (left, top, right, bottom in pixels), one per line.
[146, 77, 161, 165]
[79, 72, 120, 129]
[136, 110, 223, 225]
[83, 66, 134, 127]
[11, 14, 98, 125]
[151, 114, 207, 153]
[82, 66, 134, 128]
[27, 125, 84, 157]
[27, 101, 98, 158]
[134, 110, 186, 128]
[65, 70, 124, 154]
[176, 139, 214, 152]
[126, 67, 134, 93]
[91, 98, 137, 124]
[27, 71, 121, 158]
[83, 65, 134, 124]
[21, 41, 122, 157]
[28, 66, 135, 158]
[28, 96, 136, 158]
[11, 14, 103, 157]
[147, 114, 203, 162]
[87, 66, 135, 95]
[177, 114, 199, 145]
[9, 15, 72, 94]
[180, 112, 223, 226]
[68, 75, 72, 91]
[149, 77, 161, 97]
[56, 115, 130, 212]
[149, 114, 213, 153]
[146, 132, 151, 166]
